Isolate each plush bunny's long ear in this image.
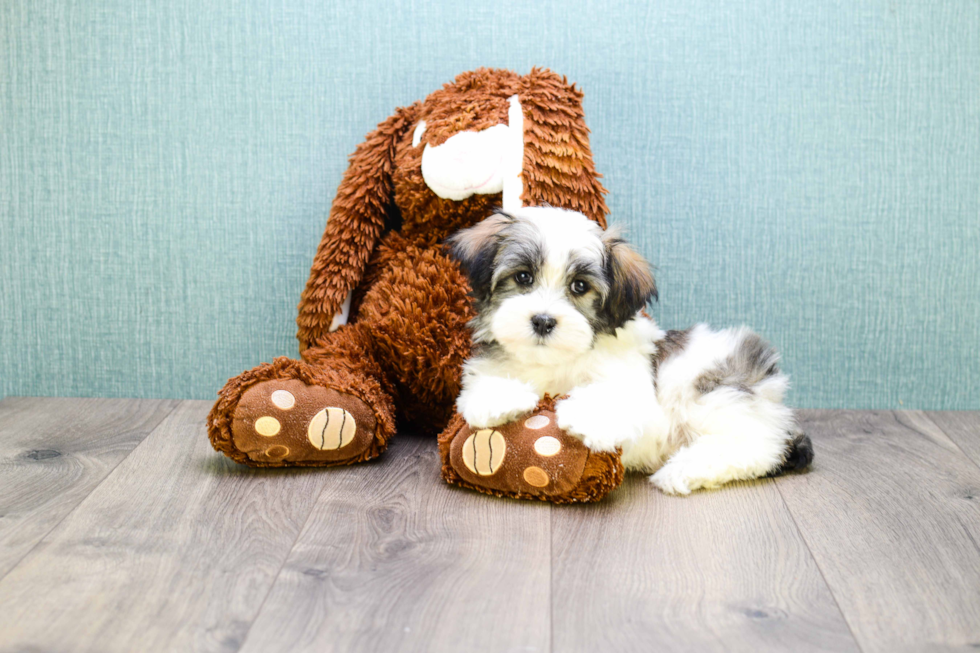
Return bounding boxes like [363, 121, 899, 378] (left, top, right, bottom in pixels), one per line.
[518, 68, 609, 228]
[296, 103, 420, 351]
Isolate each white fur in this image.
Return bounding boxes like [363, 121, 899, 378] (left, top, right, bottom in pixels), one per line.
[458, 373, 540, 428]
[475, 209, 608, 363]
[636, 325, 796, 494]
[456, 207, 800, 495]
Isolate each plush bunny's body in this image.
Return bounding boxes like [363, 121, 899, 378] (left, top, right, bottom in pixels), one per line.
[208, 68, 623, 502]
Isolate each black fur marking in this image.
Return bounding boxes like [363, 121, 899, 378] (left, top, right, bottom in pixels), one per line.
[558, 254, 611, 338]
[447, 211, 547, 306]
[596, 236, 658, 334]
[567, 257, 604, 285]
[446, 211, 518, 301]
[769, 429, 814, 475]
[462, 237, 501, 300]
[492, 237, 545, 291]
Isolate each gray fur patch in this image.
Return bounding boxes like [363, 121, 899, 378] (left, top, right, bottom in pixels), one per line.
[652, 329, 690, 367]
[694, 331, 781, 396]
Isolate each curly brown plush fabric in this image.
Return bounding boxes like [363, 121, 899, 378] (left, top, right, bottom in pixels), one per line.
[207, 67, 623, 501]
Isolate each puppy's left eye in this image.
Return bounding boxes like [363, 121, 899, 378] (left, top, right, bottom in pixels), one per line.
[570, 279, 590, 295]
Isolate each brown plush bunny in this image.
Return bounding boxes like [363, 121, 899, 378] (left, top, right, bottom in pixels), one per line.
[207, 68, 624, 503]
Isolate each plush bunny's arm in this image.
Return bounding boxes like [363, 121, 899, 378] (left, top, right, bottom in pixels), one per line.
[296, 103, 420, 352]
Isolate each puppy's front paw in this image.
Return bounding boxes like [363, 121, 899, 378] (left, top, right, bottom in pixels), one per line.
[556, 393, 636, 453]
[458, 381, 540, 429]
[649, 464, 699, 496]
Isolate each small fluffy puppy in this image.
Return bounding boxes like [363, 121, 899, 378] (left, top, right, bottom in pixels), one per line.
[447, 206, 812, 495]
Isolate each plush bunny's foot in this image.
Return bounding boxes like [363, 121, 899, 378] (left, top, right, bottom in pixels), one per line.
[438, 398, 624, 504]
[208, 358, 395, 467]
[231, 379, 380, 465]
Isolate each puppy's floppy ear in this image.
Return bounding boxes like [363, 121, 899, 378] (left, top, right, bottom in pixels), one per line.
[445, 212, 514, 299]
[602, 228, 657, 328]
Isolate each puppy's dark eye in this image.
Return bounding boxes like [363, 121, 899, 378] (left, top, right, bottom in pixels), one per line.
[571, 279, 590, 295]
[514, 271, 534, 286]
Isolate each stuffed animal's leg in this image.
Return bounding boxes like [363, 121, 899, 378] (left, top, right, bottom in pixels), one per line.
[207, 324, 396, 467]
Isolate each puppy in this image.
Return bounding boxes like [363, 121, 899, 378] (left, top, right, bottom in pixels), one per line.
[447, 206, 812, 495]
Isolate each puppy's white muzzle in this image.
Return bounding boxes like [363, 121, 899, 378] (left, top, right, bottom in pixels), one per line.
[492, 290, 594, 359]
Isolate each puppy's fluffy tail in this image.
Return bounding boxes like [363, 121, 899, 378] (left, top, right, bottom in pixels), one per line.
[772, 429, 814, 475]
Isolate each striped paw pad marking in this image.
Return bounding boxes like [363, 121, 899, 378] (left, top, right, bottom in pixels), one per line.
[270, 390, 295, 410]
[254, 416, 281, 437]
[524, 415, 550, 430]
[462, 429, 506, 476]
[307, 407, 357, 450]
[265, 445, 289, 460]
[523, 466, 550, 488]
[533, 436, 561, 457]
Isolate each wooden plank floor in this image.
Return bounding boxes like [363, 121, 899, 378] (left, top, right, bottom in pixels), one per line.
[0, 398, 978, 653]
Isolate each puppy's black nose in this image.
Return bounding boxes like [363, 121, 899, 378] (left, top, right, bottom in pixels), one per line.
[531, 314, 557, 336]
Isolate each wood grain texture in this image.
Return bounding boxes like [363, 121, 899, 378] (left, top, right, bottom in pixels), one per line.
[777, 410, 980, 652]
[0, 396, 178, 579]
[0, 400, 334, 653]
[4, 402, 980, 653]
[550, 475, 858, 652]
[925, 411, 980, 470]
[238, 434, 552, 653]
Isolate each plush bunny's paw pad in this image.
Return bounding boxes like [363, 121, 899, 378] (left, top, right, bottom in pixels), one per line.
[442, 409, 624, 503]
[232, 379, 377, 465]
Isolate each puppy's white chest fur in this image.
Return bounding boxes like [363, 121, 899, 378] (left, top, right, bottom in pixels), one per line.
[459, 315, 675, 464]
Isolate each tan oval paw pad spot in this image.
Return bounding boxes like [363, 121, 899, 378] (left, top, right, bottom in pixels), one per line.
[270, 390, 295, 410]
[254, 416, 281, 437]
[523, 466, 550, 488]
[462, 429, 506, 476]
[524, 415, 550, 430]
[307, 408, 357, 450]
[265, 445, 289, 460]
[533, 436, 561, 457]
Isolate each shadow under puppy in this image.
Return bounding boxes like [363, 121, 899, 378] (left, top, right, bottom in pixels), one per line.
[447, 206, 813, 495]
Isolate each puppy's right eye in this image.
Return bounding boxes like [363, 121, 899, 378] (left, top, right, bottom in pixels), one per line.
[514, 271, 534, 286]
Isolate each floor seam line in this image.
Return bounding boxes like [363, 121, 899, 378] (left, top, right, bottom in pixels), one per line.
[774, 478, 866, 653]
[0, 398, 181, 586]
[918, 411, 980, 474]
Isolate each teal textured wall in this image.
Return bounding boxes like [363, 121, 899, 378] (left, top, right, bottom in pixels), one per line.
[1, 0, 978, 408]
